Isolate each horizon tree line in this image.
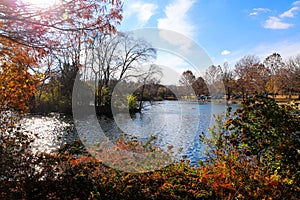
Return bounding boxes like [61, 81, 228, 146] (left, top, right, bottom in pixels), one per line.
[180, 52, 300, 101]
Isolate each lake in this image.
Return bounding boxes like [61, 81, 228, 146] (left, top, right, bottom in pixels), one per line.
[23, 101, 240, 167]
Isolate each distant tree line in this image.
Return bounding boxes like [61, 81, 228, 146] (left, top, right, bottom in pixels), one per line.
[179, 53, 300, 101]
[31, 51, 300, 115]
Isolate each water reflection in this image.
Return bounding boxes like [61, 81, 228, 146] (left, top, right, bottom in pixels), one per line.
[21, 113, 74, 154]
[97, 101, 238, 165]
[22, 101, 239, 165]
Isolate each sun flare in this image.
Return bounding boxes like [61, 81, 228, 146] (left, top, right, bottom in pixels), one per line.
[21, 0, 58, 8]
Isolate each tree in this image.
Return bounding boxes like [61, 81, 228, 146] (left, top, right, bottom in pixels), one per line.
[0, 0, 123, 194]
[115, 33, 157, 81]
[84, 32, 156, 109]
[253, 63, 270, 94]
[234, 55, 260, 100]
[178, 70, 197, 98]
[0, 62, 38, 113]
[204, 65, 223, 96]
[264, 53, 284, 97]
[1, 0, 123, 114]
[1, 0, 123, 91]
[192, 76, 209, 96]
[0, 0, 122, 49]
[220, 62, 235, 100]
[202, 95, 300, 199]
[179, 70, 196, 86]
[284, 55, 300, 99]
[0, 62, 41, 197]
[136, 64, 162, 111]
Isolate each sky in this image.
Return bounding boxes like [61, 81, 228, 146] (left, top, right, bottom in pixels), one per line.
[118, 0, 300, 78]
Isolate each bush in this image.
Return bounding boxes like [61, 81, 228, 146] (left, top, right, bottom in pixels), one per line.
[226, 95, 300, 183]
[128, 94, 138, 112]
[200, 95, 300, 199]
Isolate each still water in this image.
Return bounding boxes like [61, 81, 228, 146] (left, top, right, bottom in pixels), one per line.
[23, 101, 240, 166]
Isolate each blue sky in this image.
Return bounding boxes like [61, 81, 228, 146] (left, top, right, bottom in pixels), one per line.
[118, 0, 300, 77]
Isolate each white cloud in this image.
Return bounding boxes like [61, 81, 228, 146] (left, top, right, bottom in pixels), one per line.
[158, 0, 195, 37]
[254, 8, 271, 12]
[293, 1, 300, 6]
[157, 0, 196, 52]
[213, 49, 245, 66]
[125, 1, 158, 25]
[249, 12, 258, 16]
[280, 7, 299, 18]
[263, 16, 293, 29]
[221, 50, 231, 56]
[249, 8, 270, 16]
[253, 3, 299, 30]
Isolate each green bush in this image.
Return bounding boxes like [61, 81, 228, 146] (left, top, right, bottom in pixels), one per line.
[200, 95, 300, 199]
[128, 94, 138, 112]
[226, 95, 300, 182]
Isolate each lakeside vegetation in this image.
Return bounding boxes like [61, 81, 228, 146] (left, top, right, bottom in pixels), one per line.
[0, 0, 300, 199]
[1, 96, 299, 199]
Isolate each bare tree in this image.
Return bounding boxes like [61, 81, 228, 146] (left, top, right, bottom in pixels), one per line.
[204, 65, 223, 96]
[284, 55, 300, 99]
[137, 64, 163, 111]
[253, 63, 270, 94]
[115, 33, 156, 81]
[234, 55, 260, 100]
[178, 70, 197, 98]
[220, 62, 234, 100]
[83, 32, 156, 108]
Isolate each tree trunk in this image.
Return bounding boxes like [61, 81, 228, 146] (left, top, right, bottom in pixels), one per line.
[139, 84, 146, 112]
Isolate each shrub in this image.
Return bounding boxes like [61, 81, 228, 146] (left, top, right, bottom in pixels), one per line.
[226, 95, 300, 184]
[200, 95, 300, 199]
[128, 94, 138, 112]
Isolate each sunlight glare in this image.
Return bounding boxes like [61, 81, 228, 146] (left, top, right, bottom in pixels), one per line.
[21, 0, 58, 8]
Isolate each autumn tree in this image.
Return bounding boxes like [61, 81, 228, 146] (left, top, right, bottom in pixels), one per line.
[33, 30, 86, 113]
[0, 0, 122, 49]
[192, 76, 209, 96]
[0, 63, 38, 113]
[234, 55, 260, 100]
[253, 63, 270, 94]
[264, 53, 284, 97]
[179, 70, 196, 86]
[283, 55, 300, 99]
[1, 0, 123, 79]
[0, 1, 123, 195]
[1, 0, 123, 114]
[1, 0, 122, 85]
